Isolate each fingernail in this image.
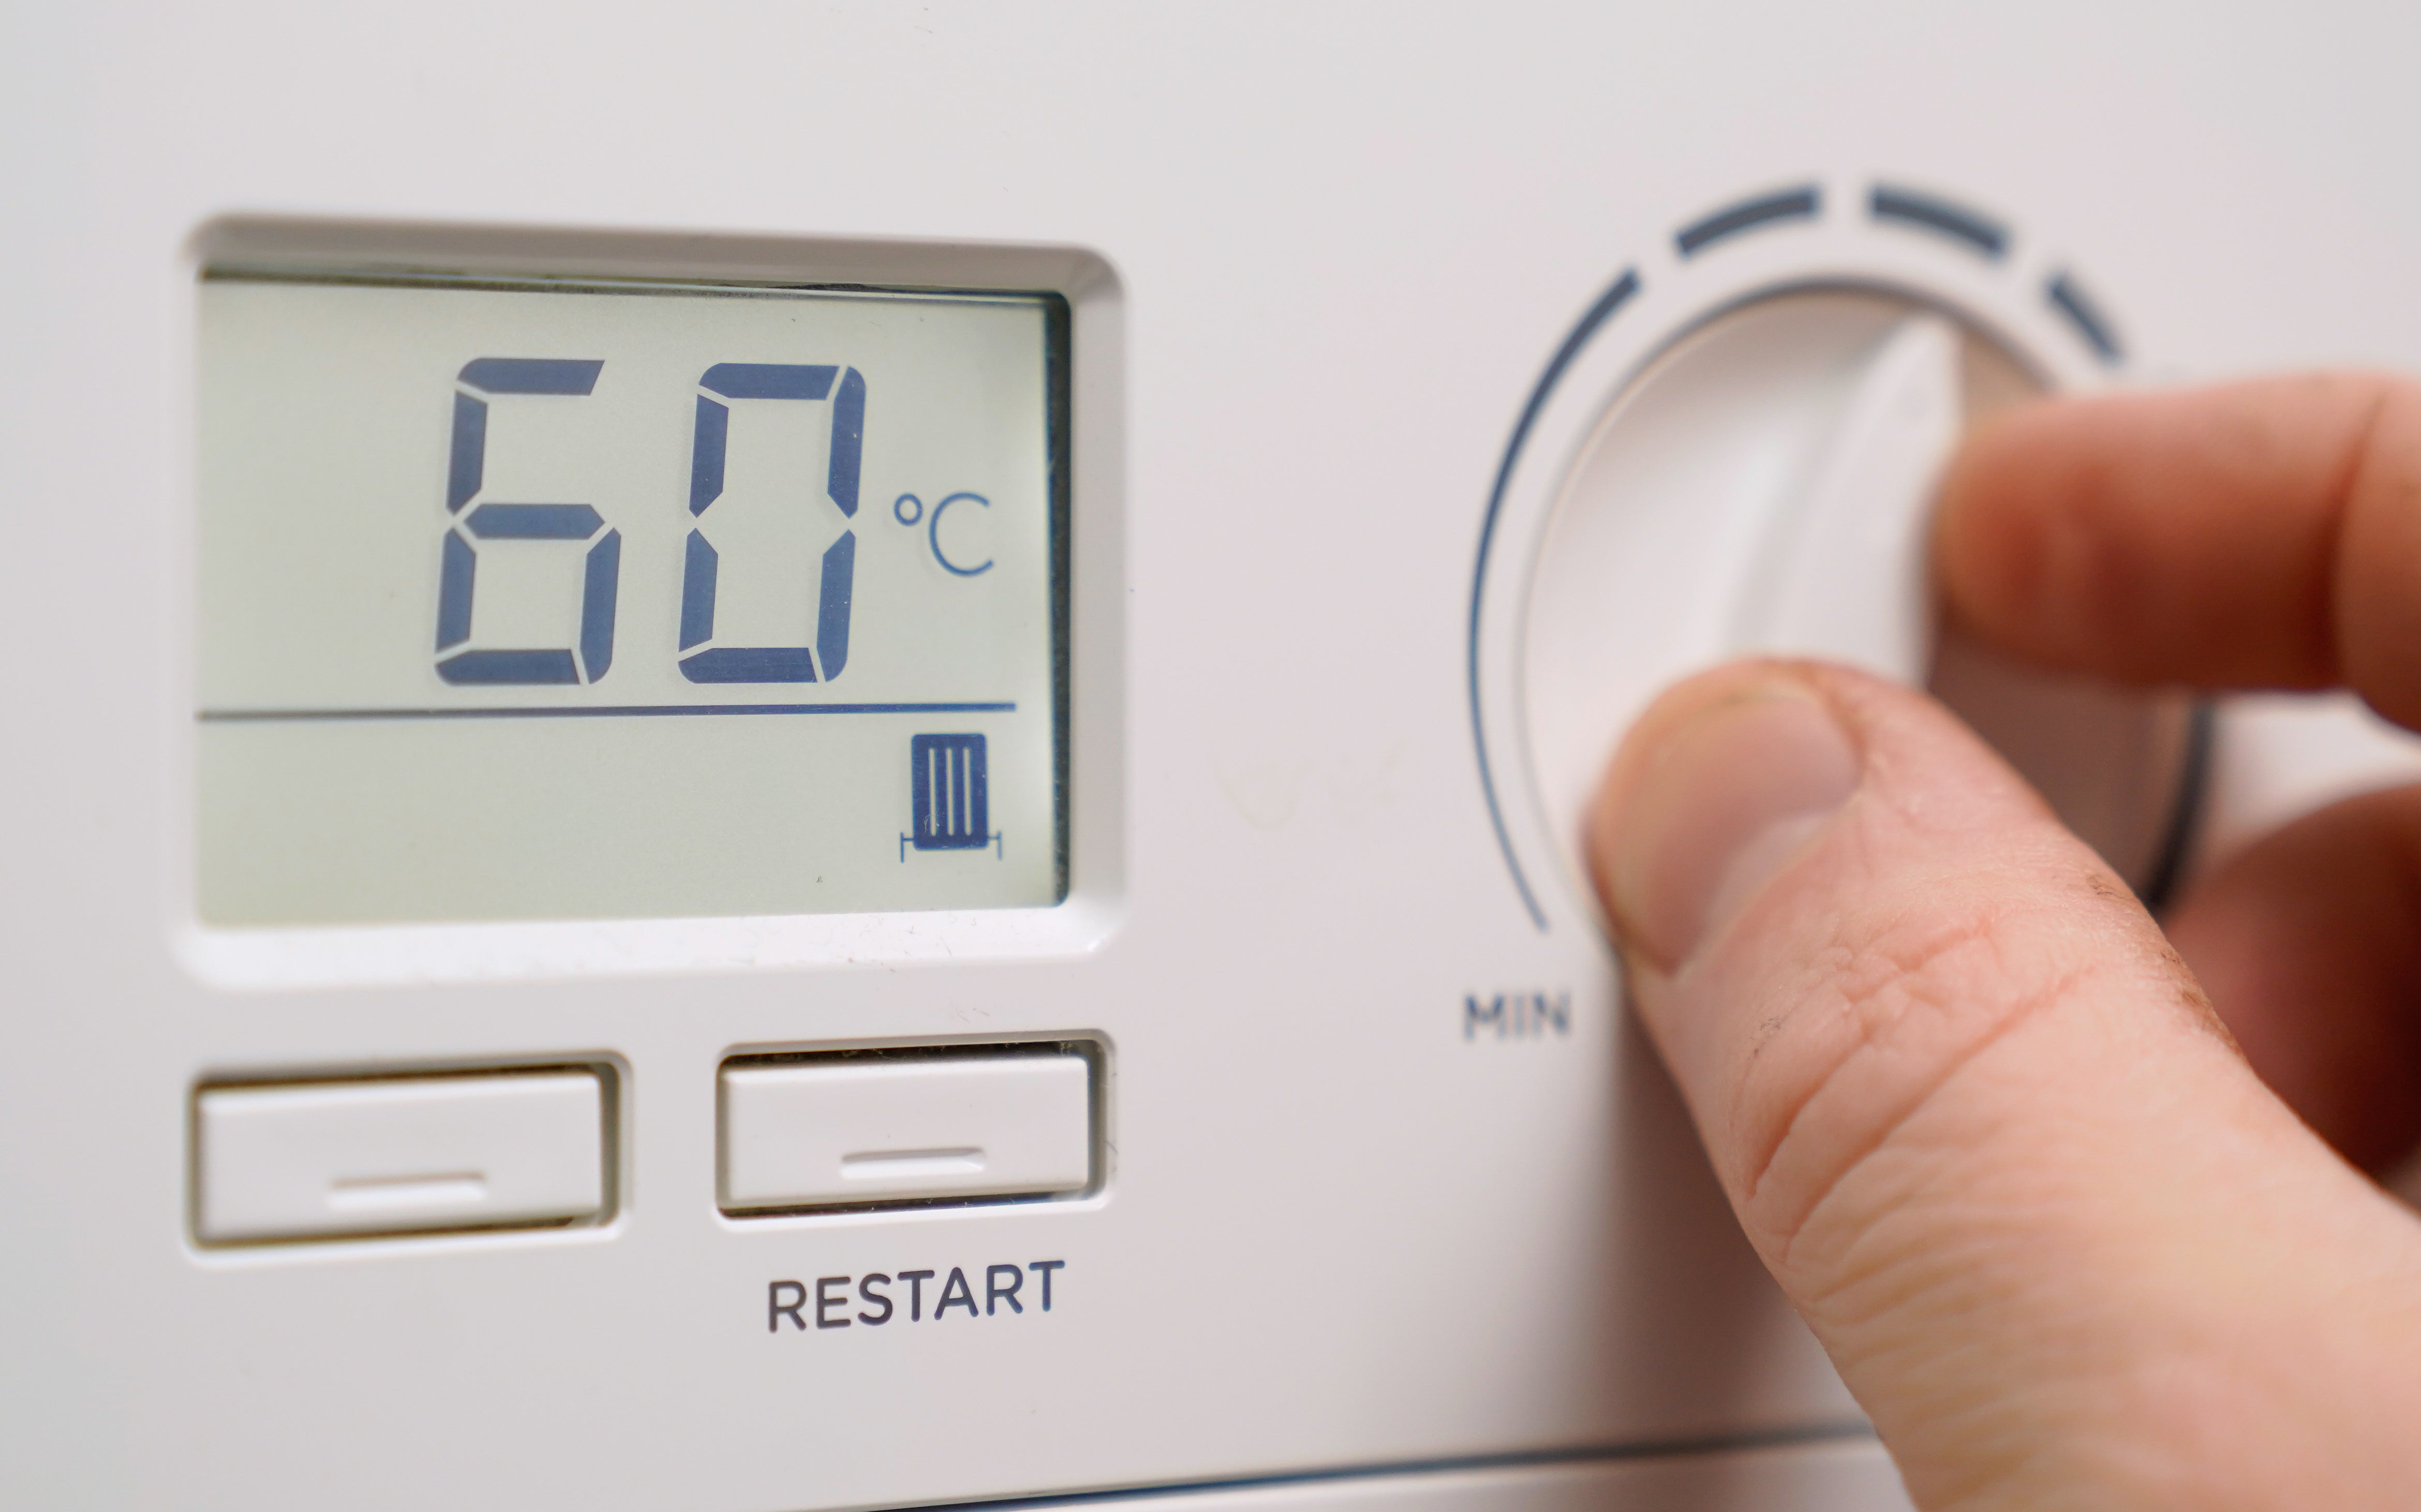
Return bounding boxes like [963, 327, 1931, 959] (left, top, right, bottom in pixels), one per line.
[1594, 679, 1862, 970]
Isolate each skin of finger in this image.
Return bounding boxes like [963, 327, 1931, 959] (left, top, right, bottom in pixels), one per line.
[2164, 783, 2421, 1174]
[2338, 389, 2421, 726]
[1592, 662, 2421, 1509]
[1935, 373, 2421, 731]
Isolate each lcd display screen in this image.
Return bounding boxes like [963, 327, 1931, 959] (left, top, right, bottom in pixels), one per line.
[197, 273, 1066, 926]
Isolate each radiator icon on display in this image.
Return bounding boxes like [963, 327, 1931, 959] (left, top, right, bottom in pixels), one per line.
[905, 734, 999, 857]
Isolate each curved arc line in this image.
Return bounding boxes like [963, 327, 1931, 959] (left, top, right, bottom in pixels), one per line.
[1467, 268, 1641, 933]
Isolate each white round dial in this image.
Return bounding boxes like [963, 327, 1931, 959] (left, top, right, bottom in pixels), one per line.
[1519, 287, 2196, 913]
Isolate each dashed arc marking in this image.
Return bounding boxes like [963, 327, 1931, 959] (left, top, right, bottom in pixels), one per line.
[1868, 184, 2009, 259]
[2045, 270, 2124, 364]
[1674, 185, 1822, 257]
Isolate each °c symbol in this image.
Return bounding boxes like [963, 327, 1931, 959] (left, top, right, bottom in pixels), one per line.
[928, 492, 994, 577]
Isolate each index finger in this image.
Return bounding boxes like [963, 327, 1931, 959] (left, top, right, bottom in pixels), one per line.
[1934, 372, 2421, 732]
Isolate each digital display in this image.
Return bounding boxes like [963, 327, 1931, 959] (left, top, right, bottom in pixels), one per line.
[197, 273, 1066, 926]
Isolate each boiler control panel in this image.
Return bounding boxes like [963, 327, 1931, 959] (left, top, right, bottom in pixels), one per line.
[8, 6, 2421, 1511]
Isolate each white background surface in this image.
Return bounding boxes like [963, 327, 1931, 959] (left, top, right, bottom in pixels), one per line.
[7, 5, 2421, 1510]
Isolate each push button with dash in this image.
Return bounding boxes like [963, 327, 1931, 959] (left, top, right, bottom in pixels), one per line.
[720, 1050, 1092, 1214]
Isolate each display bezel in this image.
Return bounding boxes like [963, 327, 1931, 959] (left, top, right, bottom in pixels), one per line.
[172, 219, 1126, 987]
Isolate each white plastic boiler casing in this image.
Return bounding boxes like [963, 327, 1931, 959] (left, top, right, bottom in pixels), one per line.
[9, 6, 2421, 1510]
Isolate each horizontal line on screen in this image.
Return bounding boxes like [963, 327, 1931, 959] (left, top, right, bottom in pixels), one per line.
[199, 701, 1017, 723]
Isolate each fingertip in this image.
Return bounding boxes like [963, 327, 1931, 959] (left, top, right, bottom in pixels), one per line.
[1587, 662, 1863, 976]
[1930, 376, 2415, 693]
[1932, 398, 2067, 642]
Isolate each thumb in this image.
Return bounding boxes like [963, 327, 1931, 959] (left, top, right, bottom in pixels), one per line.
[1588, 661, 2421, 1511]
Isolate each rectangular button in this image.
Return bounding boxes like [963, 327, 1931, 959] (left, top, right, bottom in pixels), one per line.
[721, 1051, 1092, 1213]
[197, 1071, 607, 1243]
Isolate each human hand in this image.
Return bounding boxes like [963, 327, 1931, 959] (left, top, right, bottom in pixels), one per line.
[1586, 376, 2421, 1509]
